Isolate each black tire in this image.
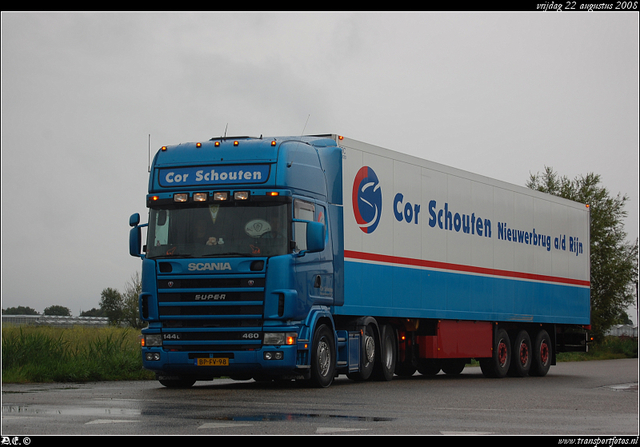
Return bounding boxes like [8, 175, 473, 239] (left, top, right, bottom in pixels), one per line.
[309, 324, 336, 388]
[480, 328, 511, 378]
[508, 330, 532, 377]
[347, 324, 376, 381]
[372, 324, 397, 381]
[530, 329, 552, 377]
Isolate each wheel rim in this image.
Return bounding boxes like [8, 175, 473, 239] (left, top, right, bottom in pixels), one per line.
[317, 338, 331, 377]
[539, 341, 549, 365]
[498, 340, 508, 367]
[364, 333, 376, 364]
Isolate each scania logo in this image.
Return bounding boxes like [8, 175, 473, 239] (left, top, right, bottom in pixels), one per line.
[188, 262, 232, 271]
[352, 166, 383, 234]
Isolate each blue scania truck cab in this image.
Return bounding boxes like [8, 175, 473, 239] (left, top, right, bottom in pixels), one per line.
[130, 135, 358, 388]
[130, 134, 590, 388]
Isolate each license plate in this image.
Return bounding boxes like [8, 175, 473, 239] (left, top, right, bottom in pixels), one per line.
[196, 358, 229, 366]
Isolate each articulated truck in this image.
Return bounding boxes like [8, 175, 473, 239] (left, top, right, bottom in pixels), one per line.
[129, 134, 590, 388]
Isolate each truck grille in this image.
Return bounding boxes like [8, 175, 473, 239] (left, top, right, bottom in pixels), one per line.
[157, 275, 265, 352]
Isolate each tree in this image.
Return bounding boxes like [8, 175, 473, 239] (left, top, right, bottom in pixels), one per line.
[43, 305, 71, 316]
[100, 287, 124, 325]
[2, 306, 39, 315]
[527, 166, 638, 342]
[80, 308, 105, 317]
[122, 272, 144, 329]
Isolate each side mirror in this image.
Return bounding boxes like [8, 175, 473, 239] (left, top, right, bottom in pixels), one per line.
[129, 213, 147, 258]
[305, 221, 325, 253]
[130, 226, 142, 257]
[129, 213, 140, 227]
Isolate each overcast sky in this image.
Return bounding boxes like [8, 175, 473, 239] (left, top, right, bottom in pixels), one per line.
[2, 12, 638, 319]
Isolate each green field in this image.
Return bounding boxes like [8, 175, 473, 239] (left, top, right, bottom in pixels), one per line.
[2, 325, 636, 383]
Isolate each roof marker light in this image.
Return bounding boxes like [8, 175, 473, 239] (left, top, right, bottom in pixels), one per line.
[161, 146, 168, 151]
[174, 193, 188, 202]
[193, 192, 208, 202]
[271, 140, 277, 146]
[234, 141, 239, 146]
[215, 141, 220, 147]
[196, 142, 202, 148]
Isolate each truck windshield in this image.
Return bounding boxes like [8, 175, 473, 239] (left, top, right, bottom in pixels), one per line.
[146, 202, 290, 259]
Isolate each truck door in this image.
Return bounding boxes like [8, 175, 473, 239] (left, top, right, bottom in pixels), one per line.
[293, 198, 334, 308]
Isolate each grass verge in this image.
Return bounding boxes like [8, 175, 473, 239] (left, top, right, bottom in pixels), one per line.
[2, 325, 154, 383]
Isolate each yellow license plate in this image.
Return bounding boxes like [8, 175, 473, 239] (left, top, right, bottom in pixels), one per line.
[196, 358, 229, 366]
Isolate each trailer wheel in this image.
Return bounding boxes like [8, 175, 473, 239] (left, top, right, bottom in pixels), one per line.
[508, 330, 532, 377]
[347, 324, 376, 381]
[530, 329, 552, 377]
[480, 328, 511, 378]
[309, 324, 336, 388]
[372, 324, 397, 381]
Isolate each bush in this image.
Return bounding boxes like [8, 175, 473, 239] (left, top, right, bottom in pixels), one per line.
[2, 325, 154, 383]
[557, 336, 638, 362]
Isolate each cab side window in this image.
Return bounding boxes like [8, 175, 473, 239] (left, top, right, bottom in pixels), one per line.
[293, 199, 315, 251]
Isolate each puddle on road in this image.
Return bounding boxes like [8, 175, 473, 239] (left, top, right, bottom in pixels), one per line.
[603, 383, 638, 392]
[211, 413, 394, 422]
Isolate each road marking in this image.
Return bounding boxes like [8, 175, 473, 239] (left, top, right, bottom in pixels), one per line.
[198, 422, 253, 429]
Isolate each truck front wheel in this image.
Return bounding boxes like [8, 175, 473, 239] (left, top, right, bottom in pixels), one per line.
[309, 324, 336, 388]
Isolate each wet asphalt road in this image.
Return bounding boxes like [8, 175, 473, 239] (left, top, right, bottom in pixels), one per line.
[2, 359, 637, 436]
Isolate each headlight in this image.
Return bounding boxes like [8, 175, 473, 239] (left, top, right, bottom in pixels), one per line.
[143, 334, 163, 347]
[263, 332, 297, 346]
